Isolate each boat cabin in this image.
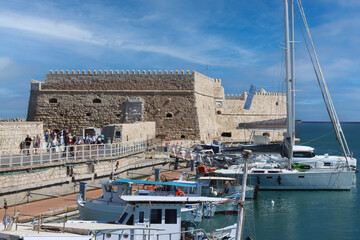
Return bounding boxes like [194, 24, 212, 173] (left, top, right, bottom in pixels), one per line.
[197, 176, 239, 197]
[293, 145, 315, 158]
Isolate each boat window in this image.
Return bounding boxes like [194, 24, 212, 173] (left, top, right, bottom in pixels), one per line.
[165, 209, 177, 224]
[139, 211, 144, 223]
[253, 170, 265, 173]
[118, 212, 128, 224]
[268, 171, 280, 173]
[126, 214, 134, 225]
[150, 209, 162, 224]
[293, 151, 315, 158]
[324, 162, 331, 166]
[104, 185, 112, 192]
[298, 176, 305, 178]
[112, 186, 118, 193]
[266, 176, 273, 179]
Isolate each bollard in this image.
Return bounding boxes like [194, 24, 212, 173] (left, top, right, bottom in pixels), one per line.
[190, 160, 195, 171]
[80, 182, 87, 200]
[154, 169, 160, 181]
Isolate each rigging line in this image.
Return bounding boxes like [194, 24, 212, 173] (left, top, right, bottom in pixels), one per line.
[293, 6, 332, 134]
[294, 2, 351, 164]
[296, 0, 351, 160]
[299, 131, 334, 145]
[245, 201, 256, 240]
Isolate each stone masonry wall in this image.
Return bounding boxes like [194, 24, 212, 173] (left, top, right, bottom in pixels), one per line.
[0, 122, 44, 152]
[27, 69, 287, 142]
[27, 70, 203, 139]
[216, 92, 287, 142]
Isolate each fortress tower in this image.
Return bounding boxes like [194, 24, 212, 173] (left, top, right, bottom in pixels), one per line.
[27, 70, 286, 142]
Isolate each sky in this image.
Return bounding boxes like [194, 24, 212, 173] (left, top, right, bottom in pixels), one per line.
[0, 0, 359, 121]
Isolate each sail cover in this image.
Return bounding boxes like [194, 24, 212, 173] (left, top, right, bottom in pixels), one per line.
[243, 85, 256, 110]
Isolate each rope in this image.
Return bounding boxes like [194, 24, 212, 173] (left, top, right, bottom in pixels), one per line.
[299, 131, 334, 145]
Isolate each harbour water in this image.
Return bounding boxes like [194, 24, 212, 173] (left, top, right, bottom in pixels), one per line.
[203, 122, 360, 240]
[71, 122, 359, 239]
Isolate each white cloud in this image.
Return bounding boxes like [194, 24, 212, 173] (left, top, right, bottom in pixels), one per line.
[0, 57, 12, 70]
[0, 10, 257, 68]
[0, 12, 102, 45]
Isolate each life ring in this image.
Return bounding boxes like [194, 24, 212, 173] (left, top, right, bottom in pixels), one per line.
[176, 189, 185, 197]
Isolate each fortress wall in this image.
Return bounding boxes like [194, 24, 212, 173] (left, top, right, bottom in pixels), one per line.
[42, 70, 195, 91]
[194, 94, 219, 142]
[27, 70, 287, 142]
[0, 122, 44, 152]
[193, 71, 223, 98]
[221, 93, 286, 116]
[119, 122, 156, 142]
[215, 93, 287, 142]
[192, 72, 225, 141]
[29, 91, 200, 139]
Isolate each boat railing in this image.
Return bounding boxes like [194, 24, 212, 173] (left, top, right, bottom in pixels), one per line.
[0, 140, 147, 168]
[95, 228, 213, 240]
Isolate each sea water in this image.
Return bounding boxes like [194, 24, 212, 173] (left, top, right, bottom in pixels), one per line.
[202, 122, 360, 240]
[72, 123, 360, 239]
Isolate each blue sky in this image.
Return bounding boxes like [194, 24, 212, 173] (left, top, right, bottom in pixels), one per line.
[0, 0, 359, 121]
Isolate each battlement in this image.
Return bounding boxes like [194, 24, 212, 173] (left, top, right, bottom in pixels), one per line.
[46, 70, 222, 84]
[225, 91, 285, 100]
[49, 69, 195, 75]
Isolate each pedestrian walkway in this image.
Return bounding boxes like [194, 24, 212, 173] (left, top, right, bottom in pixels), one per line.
[3, 189, 102, 223]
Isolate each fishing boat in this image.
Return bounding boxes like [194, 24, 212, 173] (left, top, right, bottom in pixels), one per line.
[76, 178, 234, 223]
[2, 197, 236, 240]
[203, 0, 356, 190]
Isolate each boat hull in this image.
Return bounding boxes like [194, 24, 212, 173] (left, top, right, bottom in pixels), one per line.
[77, 196, 203, 223]
[215, 170, 356, 190]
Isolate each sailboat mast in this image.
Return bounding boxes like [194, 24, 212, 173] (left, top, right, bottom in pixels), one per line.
[235, 150, 251, 240]
[290, 0, 295, 147]
[283, 0, 293, 165]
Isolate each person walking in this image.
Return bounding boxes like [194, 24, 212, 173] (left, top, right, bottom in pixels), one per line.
[25, 135, 32, 155]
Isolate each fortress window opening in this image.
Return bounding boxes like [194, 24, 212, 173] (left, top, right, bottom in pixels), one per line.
[49, 98, 58, 103]
[221, 132, 232, 137]
[166, 113, 173, 119]
[93, 99, 101, 103]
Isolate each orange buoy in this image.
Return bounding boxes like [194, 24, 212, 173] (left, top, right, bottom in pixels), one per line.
[176, 189, 185, 197]
[198, 165, 207, 173]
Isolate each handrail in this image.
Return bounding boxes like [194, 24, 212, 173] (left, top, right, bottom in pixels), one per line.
[0, 140, 147, 169]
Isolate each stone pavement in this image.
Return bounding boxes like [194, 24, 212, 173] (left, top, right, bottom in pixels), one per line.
[2, 189, 102, 223]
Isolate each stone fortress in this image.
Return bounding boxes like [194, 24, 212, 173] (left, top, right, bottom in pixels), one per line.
[26, 69, 286, 143]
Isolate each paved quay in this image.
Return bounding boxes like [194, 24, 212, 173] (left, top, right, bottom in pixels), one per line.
[3, 189, 102, 223]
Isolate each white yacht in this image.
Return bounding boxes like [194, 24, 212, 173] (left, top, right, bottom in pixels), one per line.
[202, 0, 357, 190]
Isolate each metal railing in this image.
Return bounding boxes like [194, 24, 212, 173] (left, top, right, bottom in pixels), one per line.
[0, 140, 147, 169]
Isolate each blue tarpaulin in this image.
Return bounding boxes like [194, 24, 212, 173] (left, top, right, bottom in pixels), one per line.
[244, 85, 256, 110]
[113, 178, 203, 187]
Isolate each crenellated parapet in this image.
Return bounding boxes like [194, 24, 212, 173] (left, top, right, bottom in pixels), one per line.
[41, 69, 224, 93]
[48, 69, 194, 76]
[225, 91, 285, 100]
